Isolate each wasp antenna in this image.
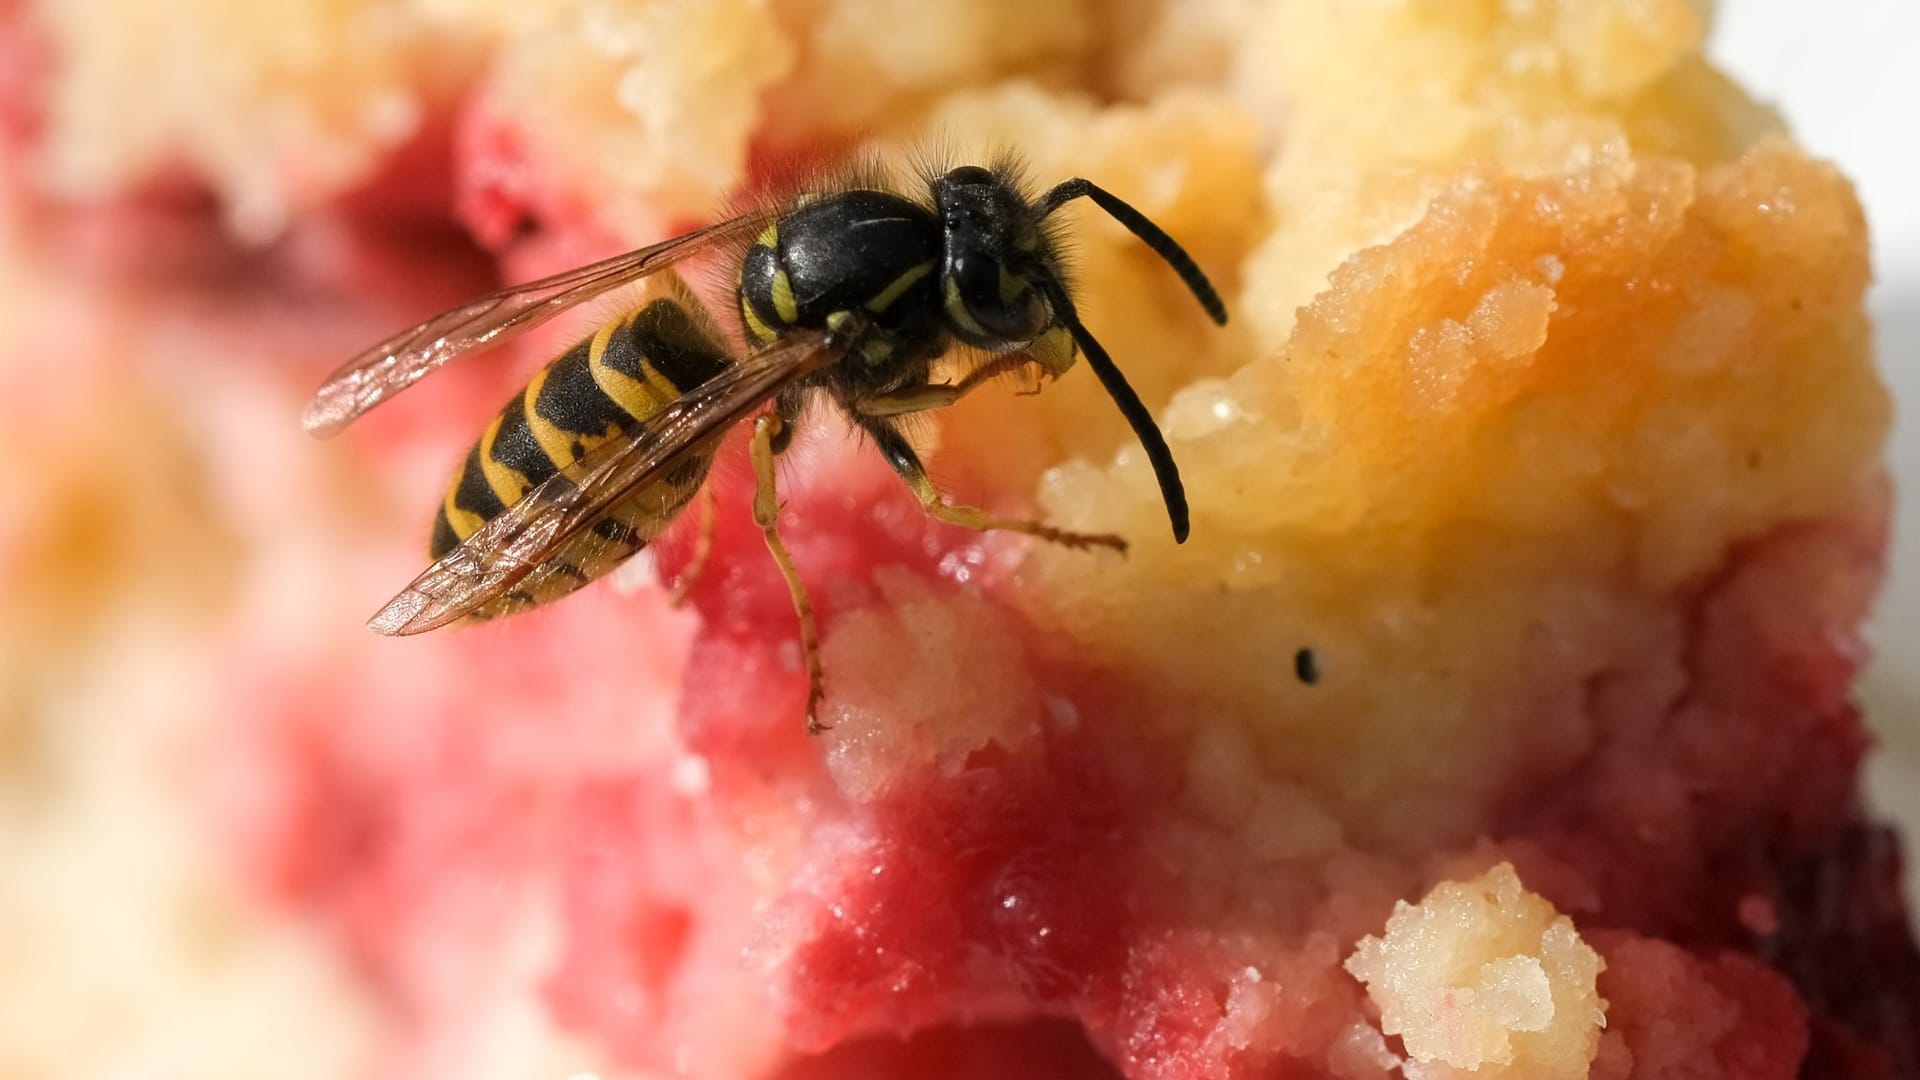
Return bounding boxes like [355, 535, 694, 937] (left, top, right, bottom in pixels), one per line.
[1039, 281, 1189, 543]
[1038, 179, 1227, 327]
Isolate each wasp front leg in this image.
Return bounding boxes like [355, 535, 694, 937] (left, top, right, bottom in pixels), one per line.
[853, 343, 1068, 419]
[853, 353, 1036, 419]
[850, 411, 1127, 554]
[751, 410, 828, 734]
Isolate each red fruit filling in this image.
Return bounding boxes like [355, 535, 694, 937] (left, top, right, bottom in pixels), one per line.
[209, 428, 1917, 1078]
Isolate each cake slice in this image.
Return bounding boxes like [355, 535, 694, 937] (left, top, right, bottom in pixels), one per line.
[0, 2, 1911, 1078]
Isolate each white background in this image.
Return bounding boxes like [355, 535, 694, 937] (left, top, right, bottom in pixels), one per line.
[1708, 3, 1920, 883]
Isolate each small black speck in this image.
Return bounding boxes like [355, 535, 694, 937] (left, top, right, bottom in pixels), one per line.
[1294, 647, 1320, 685]
[508, 214, 542, 244]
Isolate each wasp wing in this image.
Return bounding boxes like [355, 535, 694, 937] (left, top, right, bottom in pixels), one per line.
[303, 208, 778, 437]
[366, 332, 831, 636]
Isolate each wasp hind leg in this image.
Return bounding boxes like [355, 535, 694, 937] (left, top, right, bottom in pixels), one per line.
[751, 412, 828, 734]
[667, 483, 718, 607]
[853, 412, 1128, 554]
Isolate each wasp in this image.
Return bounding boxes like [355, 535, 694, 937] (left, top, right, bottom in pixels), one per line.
[304, 159, 1227, 732]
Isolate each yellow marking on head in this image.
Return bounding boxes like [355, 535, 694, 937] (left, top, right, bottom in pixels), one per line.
[524, 366, 595, 468]
[478, 413, 534, 504]
[741, 295, 777, 344]
[442, 478, 489, 542]
[865, 260, 935, 314]
[860, 337, 893, 366]
[756, 222, 779, 249]
[1030, 324, 1077, 376]
[944, 276, 988, 337]
[826, 309, 854, 332]
[997, 264, 1027, 306]
[770, 269, 799, 324]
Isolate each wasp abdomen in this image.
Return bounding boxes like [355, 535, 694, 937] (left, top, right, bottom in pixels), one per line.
[430, 297, 731, 617]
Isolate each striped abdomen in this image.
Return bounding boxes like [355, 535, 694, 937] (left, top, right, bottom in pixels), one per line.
[431, 295, 731, 620]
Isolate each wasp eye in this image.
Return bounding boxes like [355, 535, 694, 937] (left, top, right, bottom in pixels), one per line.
[946, 165, 995, 186]
[948, 251, 1043, 342]
[953, 252, 999, 306]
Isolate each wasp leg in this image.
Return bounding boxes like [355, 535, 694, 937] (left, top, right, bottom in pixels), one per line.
[769, 384, 805, 453]
[853, 383, 965, 418]
[751, 412, 828, 734]
[667, 483, 718, 607]
[852, 412, 1128, 554]
[853, 353, 1034, 419]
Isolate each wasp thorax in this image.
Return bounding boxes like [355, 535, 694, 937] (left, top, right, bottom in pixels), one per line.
[934, 168, 1048, 347]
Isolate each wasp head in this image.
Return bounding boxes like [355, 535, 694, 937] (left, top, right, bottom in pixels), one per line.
[932, 165, 1052, 348]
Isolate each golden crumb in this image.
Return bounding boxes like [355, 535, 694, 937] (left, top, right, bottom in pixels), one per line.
[1347, 864, 1606, 1079]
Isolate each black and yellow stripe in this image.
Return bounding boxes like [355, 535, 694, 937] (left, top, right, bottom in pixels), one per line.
[430, 295, 731, 619]
[738, 226, 786, 346]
